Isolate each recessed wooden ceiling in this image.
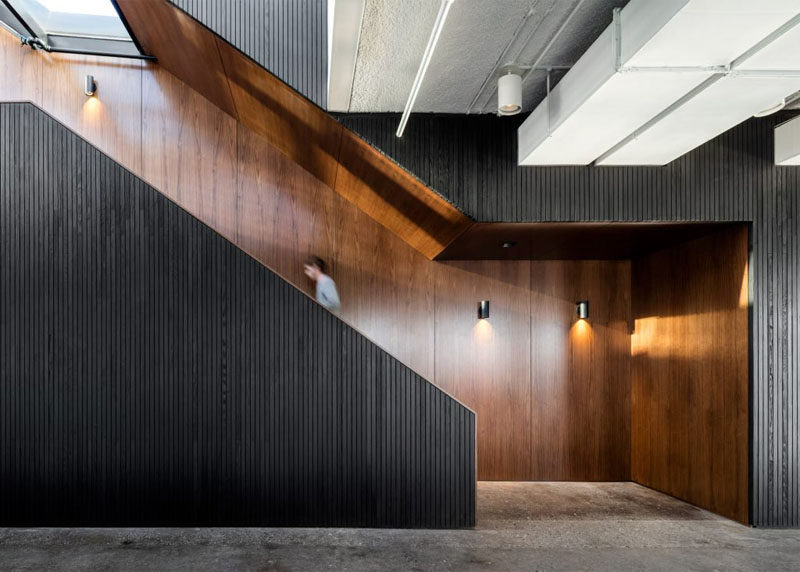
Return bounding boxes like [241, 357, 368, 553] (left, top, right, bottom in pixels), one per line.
[437, 222, 746, 260]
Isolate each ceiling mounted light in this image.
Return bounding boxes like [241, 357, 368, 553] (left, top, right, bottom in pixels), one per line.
[500, 241, 517, 248]
[498, 72, 522, 116]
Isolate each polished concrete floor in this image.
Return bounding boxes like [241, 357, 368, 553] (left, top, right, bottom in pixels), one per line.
[1, 482, 799, 570]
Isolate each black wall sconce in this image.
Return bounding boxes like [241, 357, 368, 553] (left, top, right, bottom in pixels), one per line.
[84, 74, 96, 96]
[576, 300, 589, 320]
[478, 300, 490, 319]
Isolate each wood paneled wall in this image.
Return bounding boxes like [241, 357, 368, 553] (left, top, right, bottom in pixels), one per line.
[0, 102, 475, 527]
[631, 226, 749, 524]
[169, 0, 329, 108]
[0, 28, 439, 379]
[434, 260, 631, 481]
[530, 261, 632, 481]
[0, 28, 637, 483]
[115, 0, 472, 260]
[339, 111, 799, 528]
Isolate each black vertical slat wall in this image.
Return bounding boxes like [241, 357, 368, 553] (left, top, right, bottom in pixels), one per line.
[336, 112, 800, 528]
[0, 102, 475, 528]
[167, 0, 328, 109]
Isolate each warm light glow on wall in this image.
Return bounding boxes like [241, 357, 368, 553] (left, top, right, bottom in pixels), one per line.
[569, 317, 592, 342]
[739, 266, 749, 309]
[81, 94, 102, 120]
[631, 310, 745, 359]
[472, 318, 495, 345]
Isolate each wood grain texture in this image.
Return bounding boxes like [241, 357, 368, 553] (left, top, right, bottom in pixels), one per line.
[215, 37, 342, 189]
[0, 102, 475, 527]
[169, 0, 328, 108]
[338, 111, 797, 527]
[530, 261, 632, 481]
[334, 195, 436, 381]
[39, 53, 142, 174]
[0, 29, 41, 104]
[434, 261, 532, 480]
[631, 226, 749, 524]
[235, 124, 335, 298]
[334, 128, 473, 259]
[115, 0, 472, 260]
[117, 0, 237, 117]
[141, 63, 237, 235]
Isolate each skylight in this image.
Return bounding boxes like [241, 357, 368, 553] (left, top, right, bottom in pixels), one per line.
[37, 0, 118, 17]
[0, 0, 148, 58]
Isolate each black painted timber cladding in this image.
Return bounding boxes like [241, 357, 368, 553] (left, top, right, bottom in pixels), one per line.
[0, 103, 475, 527]
[337, 111, 800, 528]
[168, 0, 328, 109]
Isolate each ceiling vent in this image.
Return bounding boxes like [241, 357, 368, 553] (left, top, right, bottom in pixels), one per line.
[518, 0, 800, 166]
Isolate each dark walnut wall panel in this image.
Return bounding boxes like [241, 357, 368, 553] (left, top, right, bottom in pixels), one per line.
[168, 0, 328, 108]
[0, 103, 475, 527]
[433, 259, 631, 482]
[338, 111, 800, 528]
[631, 226, 749, 524]
[530, 260, 631, 482]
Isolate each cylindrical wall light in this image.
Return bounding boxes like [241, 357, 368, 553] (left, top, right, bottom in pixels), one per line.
[498, 72, 522, 116]
[84, 74, 96, 96]
[478, 300, 490, 319]
[576, 300, 589, 320]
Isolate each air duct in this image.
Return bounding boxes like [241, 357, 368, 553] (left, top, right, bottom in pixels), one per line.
[518, 0, 800, 166]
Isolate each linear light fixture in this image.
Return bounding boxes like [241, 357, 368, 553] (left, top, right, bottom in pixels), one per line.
[396, 0, 454, 137]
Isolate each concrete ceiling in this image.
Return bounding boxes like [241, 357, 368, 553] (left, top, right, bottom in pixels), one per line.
[346, 0, 629, 114]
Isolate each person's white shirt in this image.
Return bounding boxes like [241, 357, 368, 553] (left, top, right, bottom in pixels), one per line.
[315, 273, 340, 311]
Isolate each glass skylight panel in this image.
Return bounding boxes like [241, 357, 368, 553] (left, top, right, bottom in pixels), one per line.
[0, 0, 145, 57]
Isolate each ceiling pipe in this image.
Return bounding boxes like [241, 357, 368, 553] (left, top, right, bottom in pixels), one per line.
[465, 1, 537, 114]
[521, 0, 586, 84]
[479, 0, 587, 113]
[396, 0, 455, 137]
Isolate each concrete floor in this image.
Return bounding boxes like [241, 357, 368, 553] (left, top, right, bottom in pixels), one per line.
[1, 482, 799, 571]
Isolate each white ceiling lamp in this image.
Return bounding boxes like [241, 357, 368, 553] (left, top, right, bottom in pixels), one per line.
[498, 72, 522, 116]
[518, 0, 800, 166]
[775, 115, 800, 166]
[396, 0, 454, 137]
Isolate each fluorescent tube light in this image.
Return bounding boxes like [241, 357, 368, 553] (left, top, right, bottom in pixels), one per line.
[396, 0, 454, 137]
